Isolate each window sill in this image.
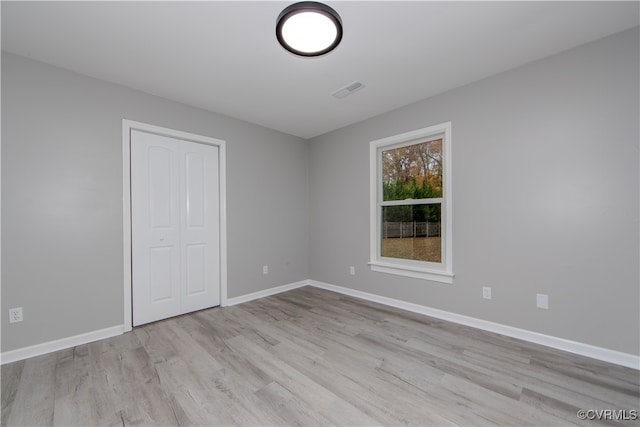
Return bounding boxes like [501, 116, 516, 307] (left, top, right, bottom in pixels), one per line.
[368, 261, 454, 284]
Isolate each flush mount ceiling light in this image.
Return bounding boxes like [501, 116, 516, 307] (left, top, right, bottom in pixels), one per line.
[276, 2, 343, 57]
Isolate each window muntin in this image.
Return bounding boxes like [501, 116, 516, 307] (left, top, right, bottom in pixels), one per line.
[369, 122, 453, 283]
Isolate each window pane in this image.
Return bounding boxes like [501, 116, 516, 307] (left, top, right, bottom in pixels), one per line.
[382, 139, 442, 201]
[381, 204, 441, 263]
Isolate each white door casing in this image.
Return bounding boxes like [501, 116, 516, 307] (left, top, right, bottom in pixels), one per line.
[130, 129, 221, 326]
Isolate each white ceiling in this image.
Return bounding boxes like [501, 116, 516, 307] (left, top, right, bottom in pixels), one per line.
[2, 1, 638, 139]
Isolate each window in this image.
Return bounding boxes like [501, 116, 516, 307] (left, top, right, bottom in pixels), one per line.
[369, 122, 453, 283]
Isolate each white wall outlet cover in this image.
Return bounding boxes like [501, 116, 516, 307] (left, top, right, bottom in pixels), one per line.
[536, 294, 549, 309]
[9, 307, 23, 323]
[482, 287, 491, 300]
[263, 265, 269, 275]
[349, 266, 355, 275]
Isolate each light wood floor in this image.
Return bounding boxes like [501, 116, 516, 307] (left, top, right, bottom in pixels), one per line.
[2, 286, 639, 426]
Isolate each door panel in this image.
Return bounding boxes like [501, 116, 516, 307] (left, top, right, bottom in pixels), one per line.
[149, 246, 175, 302]
[185, 152, 205, 227]
[180, 142, 220, 312]
[131, 131, 181, 326]
[148, 147, 173, 228]
[131, 130, 220, 326]
[185, 244, 206, 295]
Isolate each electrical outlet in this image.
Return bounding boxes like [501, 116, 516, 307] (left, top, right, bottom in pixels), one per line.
[536, 294, 549, 309]
[349, 266, 355, 275]
[9, 307, 23, 323]
[482, 287, 492, 300]
[263, 265, 269, 275]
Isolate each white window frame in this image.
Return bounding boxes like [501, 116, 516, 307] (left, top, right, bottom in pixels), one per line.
[369, 122, 453, 284]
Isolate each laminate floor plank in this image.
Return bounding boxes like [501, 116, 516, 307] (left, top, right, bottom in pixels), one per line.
[93, 341, 179, 425]
[52, 346, 95, 426]
[272, 341, 436, 426]
[457, 345, 638, 411]
[2, 286, 638, 426]
[0, 360, 23, 426]
[4, 353, 57, 426]
[277, 343, 456, 426]
[225, 334, 376, 426]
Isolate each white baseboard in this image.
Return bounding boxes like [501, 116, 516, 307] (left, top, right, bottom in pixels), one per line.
[0, 279, 309, 365]
[309, 280, 640, 370]
[224, 280, 309, 307]
[0, 325, 124, 365]
[3, 280, 638, 370]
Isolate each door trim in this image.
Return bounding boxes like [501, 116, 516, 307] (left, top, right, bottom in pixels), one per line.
[122, 119, 227, 332]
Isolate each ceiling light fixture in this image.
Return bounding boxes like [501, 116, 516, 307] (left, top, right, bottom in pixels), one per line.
[276, 1, 343, 57]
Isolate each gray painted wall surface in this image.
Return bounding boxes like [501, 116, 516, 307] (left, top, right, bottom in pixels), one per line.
[309, 28, 639, 355]
[1, 53, 309, 352]
[2, 28, 638, 357]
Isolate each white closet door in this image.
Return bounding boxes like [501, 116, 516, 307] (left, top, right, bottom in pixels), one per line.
[131, 130, 220, 326]
[180, 141, 220, 313]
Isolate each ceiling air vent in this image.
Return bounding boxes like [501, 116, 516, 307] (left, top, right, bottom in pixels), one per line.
[332, 81, 365, 99]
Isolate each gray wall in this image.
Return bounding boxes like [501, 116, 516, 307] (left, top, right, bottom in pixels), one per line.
[3, 27, 638, 357]
[309, 28, 639, 355]
[1, 53, 310, 352]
